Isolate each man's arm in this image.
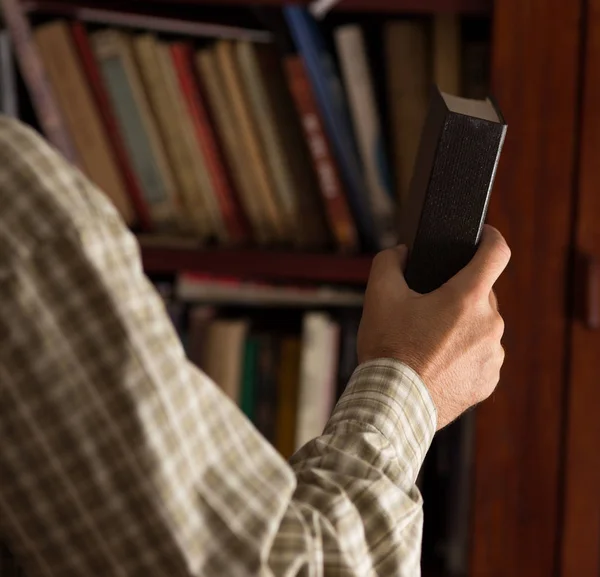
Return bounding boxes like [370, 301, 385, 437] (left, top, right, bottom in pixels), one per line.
[0, 117, 507, 576]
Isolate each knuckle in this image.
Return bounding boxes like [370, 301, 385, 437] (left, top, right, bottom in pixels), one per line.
[492, 314, 505, 339]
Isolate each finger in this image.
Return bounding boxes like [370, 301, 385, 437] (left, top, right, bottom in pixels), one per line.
[449, 225, 511, 295]
[367, 245, 410, 292]
[489, 289, 498, 311]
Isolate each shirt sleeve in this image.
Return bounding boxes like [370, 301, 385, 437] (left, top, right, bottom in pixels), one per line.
[0, 117, 437, 577]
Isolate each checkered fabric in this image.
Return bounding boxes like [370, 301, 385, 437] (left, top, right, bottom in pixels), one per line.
[0, 116, 436, 576]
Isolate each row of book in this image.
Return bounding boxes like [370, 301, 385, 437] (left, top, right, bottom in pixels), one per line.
[4, 4, 490, 252]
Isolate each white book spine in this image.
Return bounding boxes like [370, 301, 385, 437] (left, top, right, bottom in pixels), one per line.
[295, 313, 335, 449]
[335, 26, 396, 248]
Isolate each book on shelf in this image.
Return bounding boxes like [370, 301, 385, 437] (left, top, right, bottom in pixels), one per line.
[34, 21, 136, 225]
[284, 6, 378, 251]
[5, 2, 492, 259]
[215, 39, 289, 244]
[170, 42, 250, 244]
[386, 20, 430, 211]
[334, 25, 396, 249]
[91, 29, 182, 232]
[70, 22, 152, 230]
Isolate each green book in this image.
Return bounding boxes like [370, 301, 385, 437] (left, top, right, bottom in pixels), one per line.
[240, 337, 259, 422]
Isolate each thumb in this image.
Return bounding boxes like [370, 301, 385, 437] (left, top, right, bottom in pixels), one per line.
[367, 245, 410, 293]
[449, 225, 511, 296]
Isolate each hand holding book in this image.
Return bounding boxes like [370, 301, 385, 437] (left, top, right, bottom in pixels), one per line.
[358, 225, 510, 430]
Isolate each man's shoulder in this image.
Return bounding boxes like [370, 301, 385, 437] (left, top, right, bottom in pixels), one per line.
[0, 116, 121, 271]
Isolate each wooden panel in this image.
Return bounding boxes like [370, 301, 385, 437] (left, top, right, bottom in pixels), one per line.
[140, 241, 373, 285]
[23, 0, 492, 14]
[470, 0, 582, 576]
[561, 0, 600, 574]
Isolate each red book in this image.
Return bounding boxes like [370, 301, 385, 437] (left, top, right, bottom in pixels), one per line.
[70, 22, 152, 231]
[283, 55, 358, 252]
[170, 43, 250, 244]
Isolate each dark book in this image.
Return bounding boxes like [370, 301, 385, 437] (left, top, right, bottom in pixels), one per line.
[400, 86, 507, 293]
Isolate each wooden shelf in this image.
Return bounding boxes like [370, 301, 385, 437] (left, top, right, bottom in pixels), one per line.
[141, 243, 374, 285]
[26, 0, 492, 14]
[147, 0, 493, 13]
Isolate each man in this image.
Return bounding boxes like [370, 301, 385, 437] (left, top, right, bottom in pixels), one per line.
[0, 116, 509, 576]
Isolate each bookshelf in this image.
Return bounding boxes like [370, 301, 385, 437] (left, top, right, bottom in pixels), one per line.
[3, 0, 597, 576]
[140, 242, 373, 284]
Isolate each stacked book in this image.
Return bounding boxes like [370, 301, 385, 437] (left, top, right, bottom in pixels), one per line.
[5, 4, 490, 252]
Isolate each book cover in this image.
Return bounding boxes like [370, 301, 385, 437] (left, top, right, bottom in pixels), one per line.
[91, 29, 181, 232]
[196, 46, 270, 245]
[170, 42, 249, 245]
[2, 0, 77, 162]
[34, 21, 135, 225]
[399, 87, 507, 294]
[385, 20, 430, 209]
[284, 6, 378, 250]
[334, 25, 396, 248]
[71, 22, 152, 230]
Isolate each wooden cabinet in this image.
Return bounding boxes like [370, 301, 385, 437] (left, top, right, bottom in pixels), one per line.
[561, 1, 600, 575]
[471, 1, 582, 576]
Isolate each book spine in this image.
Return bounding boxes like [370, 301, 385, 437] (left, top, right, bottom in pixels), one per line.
[334, 25, 396, 248]
[92, 30, 181, 232]
[385, 21, 430, 209]
[433, 14, 462, 95]
[275, 337, 301, 459]
[284, 6, 378, 250]
[2, 0, 78, 162]
[71, 22, 152, 231]
[215, 40, 288, 244]
[34, 21, 135, 225]
[236, 41, 300, 238]
[196, 47, 271, 245]
[170, 43, 249, 244]
[283, 55, 358, 253]
[133, 34, 209, 239]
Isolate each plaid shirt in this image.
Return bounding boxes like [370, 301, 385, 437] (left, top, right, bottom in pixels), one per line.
[0, 117, 436, 577]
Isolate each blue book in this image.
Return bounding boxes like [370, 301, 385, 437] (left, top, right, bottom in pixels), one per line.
[283, 6, 379, 250]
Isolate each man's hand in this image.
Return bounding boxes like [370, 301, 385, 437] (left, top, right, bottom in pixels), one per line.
[357, 225, 511, 430]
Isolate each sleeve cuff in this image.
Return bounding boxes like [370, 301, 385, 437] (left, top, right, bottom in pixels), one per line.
[326, 358, 437, 484]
